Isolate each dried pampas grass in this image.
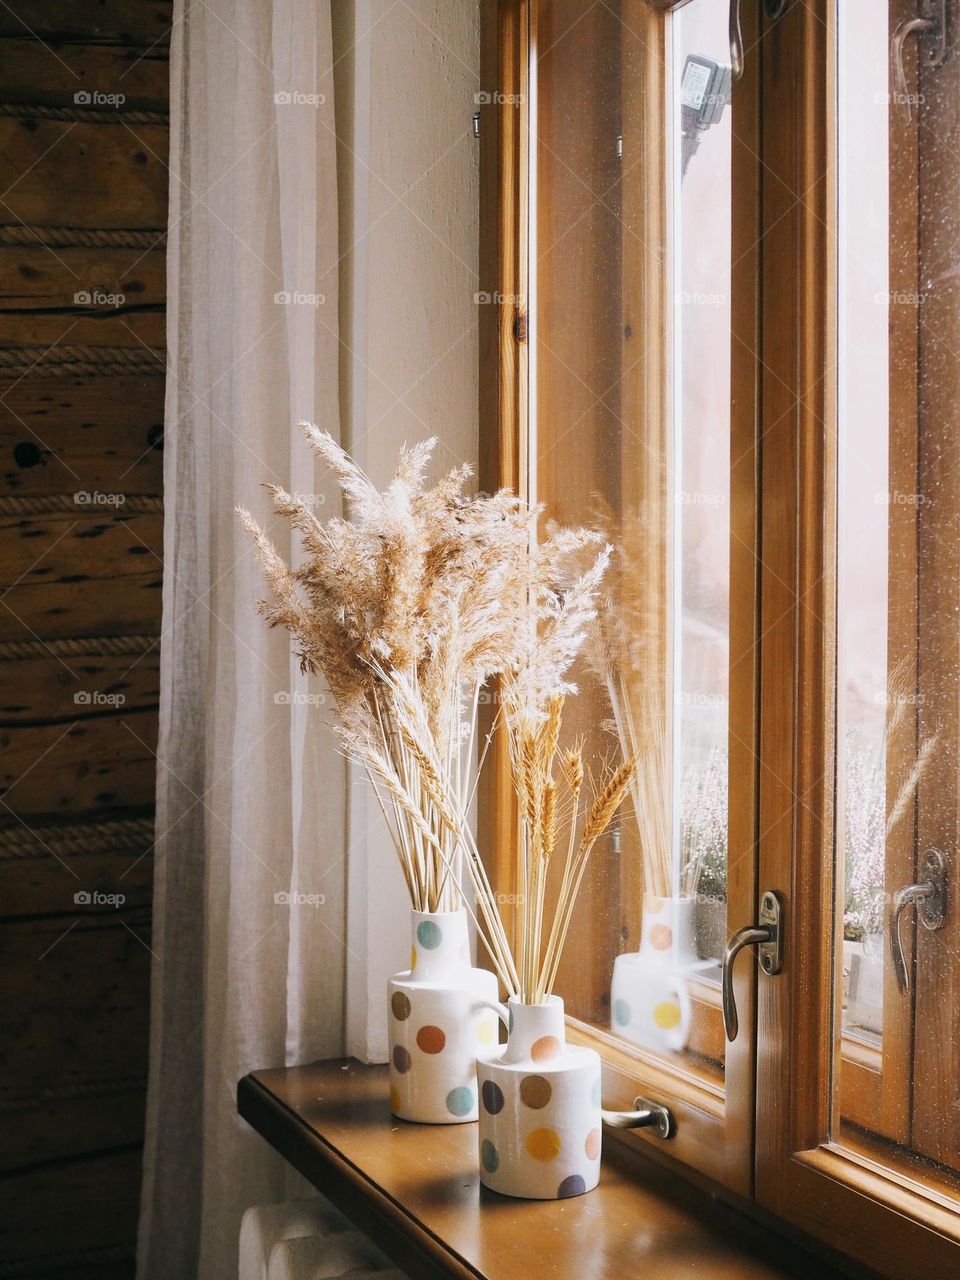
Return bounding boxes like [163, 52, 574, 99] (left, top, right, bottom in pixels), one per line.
[238, 426, 614, 990]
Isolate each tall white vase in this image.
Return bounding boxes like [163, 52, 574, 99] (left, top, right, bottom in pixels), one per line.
[387, 909, 499, 1124]
[610, 894, 698, 1052]
[476, 995, 602, 1200]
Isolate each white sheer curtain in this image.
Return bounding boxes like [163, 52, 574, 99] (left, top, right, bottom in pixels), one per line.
[138, 1, 345, 1276]
[139, 1, 479, 1275]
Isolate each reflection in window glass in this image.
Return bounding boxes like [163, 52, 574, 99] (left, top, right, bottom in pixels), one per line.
[835, 0, 960, 1187]
[532, 0, 731, 1072]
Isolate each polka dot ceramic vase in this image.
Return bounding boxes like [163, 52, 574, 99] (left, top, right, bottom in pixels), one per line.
[610, 893, 698, 1052]
[476, 995, 602, 1200]
[388, 909, 500, 1124]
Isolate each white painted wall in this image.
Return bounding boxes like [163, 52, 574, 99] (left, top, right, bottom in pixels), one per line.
[331, 0, 481, 1060]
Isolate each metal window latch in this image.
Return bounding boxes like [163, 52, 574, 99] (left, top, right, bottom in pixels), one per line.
[889, 848, 947, 993]
[892, 1, 948, 122]
[721, 890, 783, 1042]
[601, 1096, 674, 1140]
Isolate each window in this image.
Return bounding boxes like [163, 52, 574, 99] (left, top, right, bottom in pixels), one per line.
[479, 1, 960, 1275]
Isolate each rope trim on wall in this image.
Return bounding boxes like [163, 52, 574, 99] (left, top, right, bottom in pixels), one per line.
[0, 224, 165, 250]
[0, 345, 165, 377]
[0, 815, 155, 861]
[0, 1075, 147, 1116]
[0, 634, 157, 661]
[0, 494, 162, 517]
[0, 101, 168, 126]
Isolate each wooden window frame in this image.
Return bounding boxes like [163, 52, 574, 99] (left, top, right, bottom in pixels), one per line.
[478, 0, 762, 1200]
[479, 1, 960, 1275]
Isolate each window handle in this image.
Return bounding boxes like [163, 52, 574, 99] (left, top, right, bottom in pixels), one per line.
[722, 891, 783, 1041]
[889, 848, 947, 994]
[891, 2, 948, 123]
[601, 1096, 674, 1139]
[730, 0, 789, 84]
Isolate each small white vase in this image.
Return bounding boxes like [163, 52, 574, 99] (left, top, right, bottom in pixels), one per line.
[476, 995, 602, 1200]
[387, 909, 499, 1124]
[610, 893, 698, 1052]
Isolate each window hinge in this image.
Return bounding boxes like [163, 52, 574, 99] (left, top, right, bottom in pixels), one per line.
[472, 111, 480, 140]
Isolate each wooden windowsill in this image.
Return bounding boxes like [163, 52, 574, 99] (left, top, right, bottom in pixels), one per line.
[237, 1058, 855, 1280]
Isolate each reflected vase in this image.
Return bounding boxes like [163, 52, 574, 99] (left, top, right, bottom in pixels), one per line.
[476, 995, 602, 1200]
[387, 908, 499, 1124]
[610, 893, 698, 1052]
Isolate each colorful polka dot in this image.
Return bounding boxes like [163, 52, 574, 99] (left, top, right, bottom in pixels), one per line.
[525, 1127, 562, 1161]
[480, 1138, 499, 1173]
[446, 1086, 474, 1117]
[416, 919, 442, 950]
[557, 1174, 587, 1198]
[481, 1079, 504, 1114]
[652, 1000, 682, 1030]
[392, 1045, 411, 1073]
[411, 946, 417, 970]
[416, 1024, 446, 1054]
[584, 1128, 601, 1160]
[390, 1085, 401, 1113]
[649, 923, 673, 951]
[531, 1035, 562, 1063]
[591, 1076, 602, 1107]
[613, 997, 631, 1027]
[519, 1074, 552, 1109]
[477, 1015, 496, 1046]
[646, 896, 664, 914]
[391, 991, 411, 1020]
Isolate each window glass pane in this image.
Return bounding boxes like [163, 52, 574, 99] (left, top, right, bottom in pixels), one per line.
[835, 0, 960, 1188]
[532, 0, 732, 1073]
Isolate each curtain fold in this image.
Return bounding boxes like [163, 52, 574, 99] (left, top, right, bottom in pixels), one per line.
[140, 1, 480, 1274]
[137, 2, 345, 1276]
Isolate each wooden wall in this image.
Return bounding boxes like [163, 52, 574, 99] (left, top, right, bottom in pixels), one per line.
[0, 3, 169, 1275]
